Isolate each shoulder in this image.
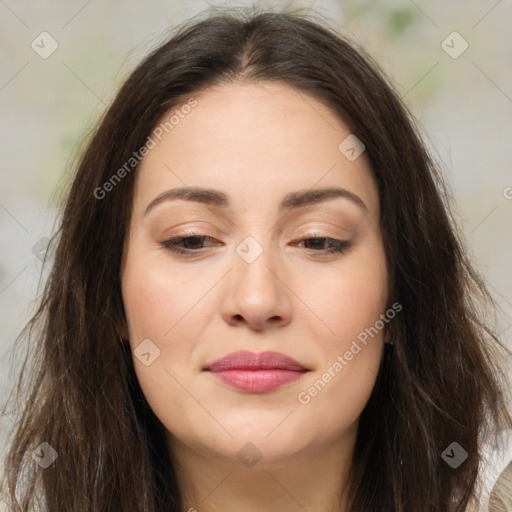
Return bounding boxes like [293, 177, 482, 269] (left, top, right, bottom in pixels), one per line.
[472, 427, 512, 512]
[489, 461, 512, 511]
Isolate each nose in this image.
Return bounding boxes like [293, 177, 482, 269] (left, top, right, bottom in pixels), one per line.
[219, 239, 293, 331]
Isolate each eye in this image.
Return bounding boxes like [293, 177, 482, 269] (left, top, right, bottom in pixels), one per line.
[291, 236, 352, 255]
[160, 234, 221, 255]
[161, 233, 351, 257]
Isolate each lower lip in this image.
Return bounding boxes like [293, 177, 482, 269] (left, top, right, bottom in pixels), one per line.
[207, 369, 307, 393]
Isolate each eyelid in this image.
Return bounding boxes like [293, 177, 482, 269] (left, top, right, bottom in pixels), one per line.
[163, 222, 352, 243]
[289, 223, 353, 241]
[164, 227, 348, 243]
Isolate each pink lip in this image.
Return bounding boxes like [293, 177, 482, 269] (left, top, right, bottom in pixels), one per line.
[204, 350, 309, 393]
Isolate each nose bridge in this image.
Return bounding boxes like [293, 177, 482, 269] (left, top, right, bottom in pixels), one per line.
[220, 232, 292, 329]
[233, 233, 280, 299]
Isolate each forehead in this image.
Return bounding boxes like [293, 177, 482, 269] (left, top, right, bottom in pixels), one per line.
[132, 81, 378, 218]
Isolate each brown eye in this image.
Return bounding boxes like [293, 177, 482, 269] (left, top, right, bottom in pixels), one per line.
[161, 234, 220, 255]
[293, 236, 352, 254]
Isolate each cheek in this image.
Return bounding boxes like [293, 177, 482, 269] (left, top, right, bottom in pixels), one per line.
[121, 252, 211, 346]
[302, 241, 389, 351]
[296, 282, 385, 438]
[121, 258, 205, 435]
[298, 353, 381, 443]
[121, 249, 217, 399]
[294, 244, 387, 420]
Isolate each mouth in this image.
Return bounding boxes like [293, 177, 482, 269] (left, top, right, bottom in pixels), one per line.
[203, 350, 310, 393]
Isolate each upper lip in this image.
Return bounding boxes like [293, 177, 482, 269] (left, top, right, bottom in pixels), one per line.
[204, 350, 308, 372]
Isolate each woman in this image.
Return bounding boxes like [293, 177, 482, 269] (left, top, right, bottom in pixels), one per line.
[2, 8, 511, 512]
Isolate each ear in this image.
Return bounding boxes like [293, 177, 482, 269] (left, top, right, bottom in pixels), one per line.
[117, 314, 129, 340]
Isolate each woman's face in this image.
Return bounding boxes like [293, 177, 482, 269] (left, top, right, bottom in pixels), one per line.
[121, 81, 389, 469]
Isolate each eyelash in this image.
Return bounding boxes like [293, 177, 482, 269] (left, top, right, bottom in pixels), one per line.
[160, 233, 352, 256]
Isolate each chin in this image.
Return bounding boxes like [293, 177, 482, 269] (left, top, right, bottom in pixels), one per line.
[210, 438, 312, 471]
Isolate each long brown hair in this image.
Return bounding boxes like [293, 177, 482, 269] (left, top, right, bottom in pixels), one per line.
[2, 7, 511, 511]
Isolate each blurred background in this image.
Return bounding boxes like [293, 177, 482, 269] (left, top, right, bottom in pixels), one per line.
[1, 0, 511, 505]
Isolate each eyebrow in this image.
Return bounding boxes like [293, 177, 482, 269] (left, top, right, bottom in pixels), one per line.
[143, 186, 369, 217]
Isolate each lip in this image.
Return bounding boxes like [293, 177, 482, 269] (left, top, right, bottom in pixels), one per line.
[203, 350, 309, 393]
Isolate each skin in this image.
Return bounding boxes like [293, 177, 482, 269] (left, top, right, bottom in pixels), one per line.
[120, 81, 389, 512]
